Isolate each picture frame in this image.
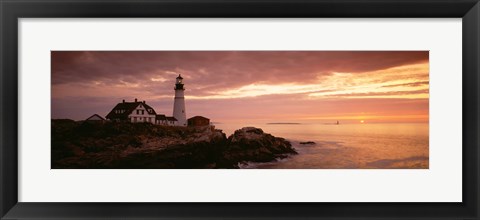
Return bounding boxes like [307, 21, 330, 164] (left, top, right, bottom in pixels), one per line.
[1, 0, 479, 219]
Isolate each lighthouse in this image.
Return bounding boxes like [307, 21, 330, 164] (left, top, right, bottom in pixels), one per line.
[173, 74, 187, 126]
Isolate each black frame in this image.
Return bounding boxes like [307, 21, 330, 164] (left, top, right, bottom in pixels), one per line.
[1, 0, 479, 219]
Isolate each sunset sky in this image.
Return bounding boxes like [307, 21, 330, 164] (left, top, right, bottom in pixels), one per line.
[51, 51, 429, 124]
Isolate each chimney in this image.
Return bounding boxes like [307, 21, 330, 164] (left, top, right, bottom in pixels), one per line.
[135, 98, 137, 102]
[122, 99, 125, 103]
[143, 100, 146, 104]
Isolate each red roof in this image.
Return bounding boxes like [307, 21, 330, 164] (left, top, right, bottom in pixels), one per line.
[188, 116, 210, 121]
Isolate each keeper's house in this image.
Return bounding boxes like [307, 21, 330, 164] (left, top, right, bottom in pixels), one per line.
[86, 114, 105, 121]
[84, 114, 105, 123]
[106, 99, 157, 123]
[166, 116, 178, 126]
[155, 114, 168, 125]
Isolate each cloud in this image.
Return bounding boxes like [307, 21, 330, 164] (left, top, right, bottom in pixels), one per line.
[381, 81, 430, 88]
[51, 51, 429, 122]
[51, 51, 428, 92]
[323, 89, 429, 98]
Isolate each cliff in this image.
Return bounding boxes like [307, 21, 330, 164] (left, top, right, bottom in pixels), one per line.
[52, 120, 297, 169]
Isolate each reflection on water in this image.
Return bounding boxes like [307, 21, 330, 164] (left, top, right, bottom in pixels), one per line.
[216, 123, 429, 169]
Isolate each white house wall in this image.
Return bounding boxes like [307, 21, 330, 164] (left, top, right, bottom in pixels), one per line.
[156, 119, 168, 125]
[128, 104, 156, 123]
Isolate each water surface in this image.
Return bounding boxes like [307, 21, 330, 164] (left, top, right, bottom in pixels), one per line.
[215, 123, 429, 169]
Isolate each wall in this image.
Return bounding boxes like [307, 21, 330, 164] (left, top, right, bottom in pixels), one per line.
[128, 103, 155, 123]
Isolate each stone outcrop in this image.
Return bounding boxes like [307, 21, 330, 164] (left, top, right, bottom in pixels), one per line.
[221, 127, 297, 167]
[52, 120, 297, 169]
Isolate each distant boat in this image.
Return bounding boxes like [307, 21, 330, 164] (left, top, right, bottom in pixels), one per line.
[324, 121, 340, 125]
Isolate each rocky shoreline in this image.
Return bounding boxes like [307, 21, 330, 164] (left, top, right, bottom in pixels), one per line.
[52, 120, 297, 169]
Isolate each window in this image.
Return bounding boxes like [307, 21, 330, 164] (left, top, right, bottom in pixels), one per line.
[133, 117, 137, 122]
[136, 110, 139, 114]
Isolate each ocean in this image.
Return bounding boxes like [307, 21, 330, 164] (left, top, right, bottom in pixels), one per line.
[215, 123, 429, 169]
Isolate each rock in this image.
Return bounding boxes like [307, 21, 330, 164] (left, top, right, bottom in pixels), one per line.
[300, 141, 316, 145]
[51, 121, 297, 169]
[244, 127, 264, 135]
[116, 140, 226, 169]
[222, 127, 297, 166]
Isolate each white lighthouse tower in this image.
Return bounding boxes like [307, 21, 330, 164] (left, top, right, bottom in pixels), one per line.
[173, 74, 187, 126]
